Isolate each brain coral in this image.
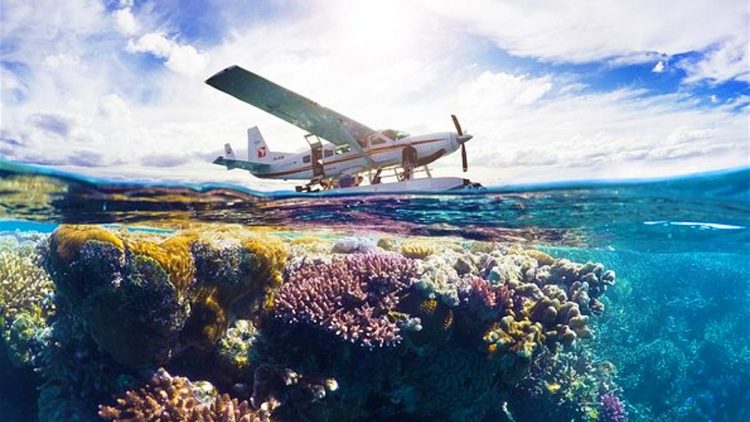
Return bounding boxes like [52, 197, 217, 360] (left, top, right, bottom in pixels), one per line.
[274, 253, 419, 348]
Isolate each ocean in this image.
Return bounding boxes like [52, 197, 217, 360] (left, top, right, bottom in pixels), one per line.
[1, 159, 748, 421]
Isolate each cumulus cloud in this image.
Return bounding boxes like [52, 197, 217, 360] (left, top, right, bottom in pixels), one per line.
[652, 61, 665, 73]
[422, 0, 747, 64]
[113, 7, 138, 35]
[126, 33, 209, 76]
[678, 39, 750, 84]
[42, 54, 80, 68]
[97, 94, 131, 121]
[0, 0, 747, 188]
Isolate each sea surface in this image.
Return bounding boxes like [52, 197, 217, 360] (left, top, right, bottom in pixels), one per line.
[1, 159, 748, 422]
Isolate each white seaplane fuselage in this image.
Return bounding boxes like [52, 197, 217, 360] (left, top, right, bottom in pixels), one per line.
[244, 131, 462, 180]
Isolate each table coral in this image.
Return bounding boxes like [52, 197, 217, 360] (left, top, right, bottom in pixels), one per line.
[274, 253, 419, 348]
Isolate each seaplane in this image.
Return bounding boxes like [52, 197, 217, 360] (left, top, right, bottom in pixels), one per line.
[206, 65, 480, 193]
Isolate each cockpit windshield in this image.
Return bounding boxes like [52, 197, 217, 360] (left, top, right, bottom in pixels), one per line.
[380, 129, 410, 140]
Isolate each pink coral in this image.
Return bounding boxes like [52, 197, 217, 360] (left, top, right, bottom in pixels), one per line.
[458, 276, 511, 322]
[274, 253, 418, 348]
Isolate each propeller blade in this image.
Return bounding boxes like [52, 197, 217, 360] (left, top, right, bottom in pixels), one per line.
[451, 114, 463, 136]
[461, 143, 468, 172]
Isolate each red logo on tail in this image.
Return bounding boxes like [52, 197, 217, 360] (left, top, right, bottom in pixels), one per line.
[257, 146, 267, 158]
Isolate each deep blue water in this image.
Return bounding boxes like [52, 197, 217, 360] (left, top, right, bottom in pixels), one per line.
[1, 159, 749, 421]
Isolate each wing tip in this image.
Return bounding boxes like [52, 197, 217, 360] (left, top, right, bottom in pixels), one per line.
[205, 65, 242, 86]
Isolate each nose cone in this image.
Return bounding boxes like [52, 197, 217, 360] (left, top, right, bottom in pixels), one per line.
[457, 134, 473, 144]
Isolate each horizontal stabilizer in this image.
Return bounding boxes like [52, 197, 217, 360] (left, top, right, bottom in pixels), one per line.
[213, 156, 270, 172]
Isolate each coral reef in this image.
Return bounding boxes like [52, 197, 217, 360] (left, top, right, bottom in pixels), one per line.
[400, 240, 436, 259]
[99, 368, 271, 421]
[45, 225, 286, 366]
[331, 236, 376, 254]
[600, 393, 628, 422]
[274, 253, 419, 348]
[2, 226, 626, 422]
[0, 234, 54, 367]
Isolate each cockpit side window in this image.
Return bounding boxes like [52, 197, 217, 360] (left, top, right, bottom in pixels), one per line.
[379, 129, 410, 141]
[335, 145, 351, 155]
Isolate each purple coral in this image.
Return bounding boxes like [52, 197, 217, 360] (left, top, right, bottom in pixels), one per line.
[457, 276, 511, 322]
[600, 393, 628, 422]
[274, 253, 418, 348]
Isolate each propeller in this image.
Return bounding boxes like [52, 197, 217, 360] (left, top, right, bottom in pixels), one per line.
[451, 114, 472, 172]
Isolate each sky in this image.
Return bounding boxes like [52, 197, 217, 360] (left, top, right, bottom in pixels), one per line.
[1, 0, 749, 190]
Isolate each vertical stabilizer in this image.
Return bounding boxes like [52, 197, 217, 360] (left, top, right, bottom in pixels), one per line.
[224, 143, 236, 160]
[248, 126, 270, 162]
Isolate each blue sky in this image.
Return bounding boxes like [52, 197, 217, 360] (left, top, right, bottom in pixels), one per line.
[1, 0, 748, 188]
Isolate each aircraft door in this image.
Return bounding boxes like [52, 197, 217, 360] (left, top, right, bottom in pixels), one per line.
[311, 144, 324, 177]
[304, 134, 325, 178]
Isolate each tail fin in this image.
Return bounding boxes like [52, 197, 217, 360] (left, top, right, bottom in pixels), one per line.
[224, 143, 236, 160]
[248, 126, 270, 162]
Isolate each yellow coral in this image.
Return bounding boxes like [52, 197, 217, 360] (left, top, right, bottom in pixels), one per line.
[419, 298, 439, 315]
[400, 242, 436, 259]
[185, 234, 287, 347]
[545, 381, 562, 393]
[51, 225, 124, 263]
[289, 236, 324, 245]
[127, 234, 198, 292]
[523, 249, 556, 266]
[484, 315, 545, 359]
[242, 236, 287, 288]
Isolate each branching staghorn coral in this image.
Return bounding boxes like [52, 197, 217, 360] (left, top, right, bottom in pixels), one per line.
[0, 235, 55, 367]
[274, 253, 419, 348]
[98, 368, 272, 422]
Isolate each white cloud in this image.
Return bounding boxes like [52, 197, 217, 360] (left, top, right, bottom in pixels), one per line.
[421, 0, 748, 63]
[652, 61, 665, 73]
[126, 33, 209, 76]
[1, 0, 748, 190]
[113, 7, 138, 35]
[97, 94, 131, 121]
[42, 53, 80, 68]
[678, 38, 750, 84]
[452, 70, 747, 183]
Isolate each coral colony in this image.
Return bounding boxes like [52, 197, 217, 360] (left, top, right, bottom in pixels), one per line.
[0, 225, 627, 421]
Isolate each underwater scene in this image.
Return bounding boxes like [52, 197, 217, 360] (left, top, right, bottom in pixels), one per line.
[0, 160, 748, 422]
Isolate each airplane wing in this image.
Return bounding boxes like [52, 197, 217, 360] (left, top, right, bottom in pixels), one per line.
[206, 66, 378, 151]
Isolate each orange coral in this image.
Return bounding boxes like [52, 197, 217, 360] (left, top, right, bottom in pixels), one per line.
[51, 225, 123, 263]
[126, 234, 197, 292]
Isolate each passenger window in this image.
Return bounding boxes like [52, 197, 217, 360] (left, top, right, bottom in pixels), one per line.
[371, 138, 386, 146]
[335, 145, 351, 155]
[324, 149, 333, 158]
[303, 155, 311, 163]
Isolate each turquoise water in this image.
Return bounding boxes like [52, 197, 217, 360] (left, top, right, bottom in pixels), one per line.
[1, 159, 748, 421]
